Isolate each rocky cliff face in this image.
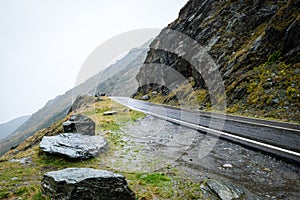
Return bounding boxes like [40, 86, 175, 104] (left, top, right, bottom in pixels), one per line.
[135, 0, 300, 121]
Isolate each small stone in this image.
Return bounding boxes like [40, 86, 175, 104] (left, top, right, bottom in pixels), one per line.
[9, 157, 31, 164]
[262, 167, 271, 172]
[42, 168, 135, 200]
[11, 177, 18, 181]
[223, 163, 233, 168]
[103, 111, 118, 115]
[271, 98, 280, 105]
[206, 179, 244, 200]
[140, 95, 150, 100]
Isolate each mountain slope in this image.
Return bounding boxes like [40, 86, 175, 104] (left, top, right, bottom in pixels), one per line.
[135, 0, 300, 122]
[0, 42, 150, 156]
[96, 47, 149, 96]
[0, 115, 30, 140]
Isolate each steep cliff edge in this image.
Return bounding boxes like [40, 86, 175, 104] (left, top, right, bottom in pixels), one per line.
[135, 0, 300, 122]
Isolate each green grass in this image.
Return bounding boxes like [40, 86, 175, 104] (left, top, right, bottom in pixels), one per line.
[137, 173, 171, 184]
[0, 160, 41, 199]
[0, 97, 204, 199]
[81, 97, 146, 132]
[124, 171, 202, 199]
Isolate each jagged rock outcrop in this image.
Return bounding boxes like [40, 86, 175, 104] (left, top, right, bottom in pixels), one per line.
[68, 95, 96, 113]
[40, 133, 108, 160]
[135, 0, 300, 121]
[42, 168, 135, 200]
[63, 114, 95, 136]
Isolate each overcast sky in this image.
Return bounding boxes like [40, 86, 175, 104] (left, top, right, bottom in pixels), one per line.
[0, 0, 187, 123]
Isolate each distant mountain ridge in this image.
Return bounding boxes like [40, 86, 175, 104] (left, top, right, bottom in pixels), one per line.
[0, 40, 151, 156]
[0, 115, 30, 140]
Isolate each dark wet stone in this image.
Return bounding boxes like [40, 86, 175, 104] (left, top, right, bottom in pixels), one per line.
[206, 179, 244, 200]
[40, 133, 108, 160]
[63, 114, 95, 136]
[42, 168, 135, 200]
[95, 93, 106, 97]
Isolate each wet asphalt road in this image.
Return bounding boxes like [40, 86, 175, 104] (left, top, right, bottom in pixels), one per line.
[108, 97, 300, 199]
[111, 97, 300, 162]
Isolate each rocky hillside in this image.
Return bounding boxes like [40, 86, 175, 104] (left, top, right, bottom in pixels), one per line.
[0, 42, 150, 156]
[135, 0, 300, 122]
[96, 47, 150, 96]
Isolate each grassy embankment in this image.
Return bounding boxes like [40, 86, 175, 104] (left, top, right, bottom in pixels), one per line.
[0, 97, 203, 199]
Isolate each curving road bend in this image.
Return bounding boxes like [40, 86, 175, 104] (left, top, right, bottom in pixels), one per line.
[111, 97, 300, 163]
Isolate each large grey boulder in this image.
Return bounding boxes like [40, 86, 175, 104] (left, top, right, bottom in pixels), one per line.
[42, 168, 135, 200]
[40, 133, 108, 160]
[206, 179, 244, 200]
[62, 114, 95, 135]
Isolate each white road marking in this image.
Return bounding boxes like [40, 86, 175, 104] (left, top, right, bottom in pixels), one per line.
[111, 97, 300, 161]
